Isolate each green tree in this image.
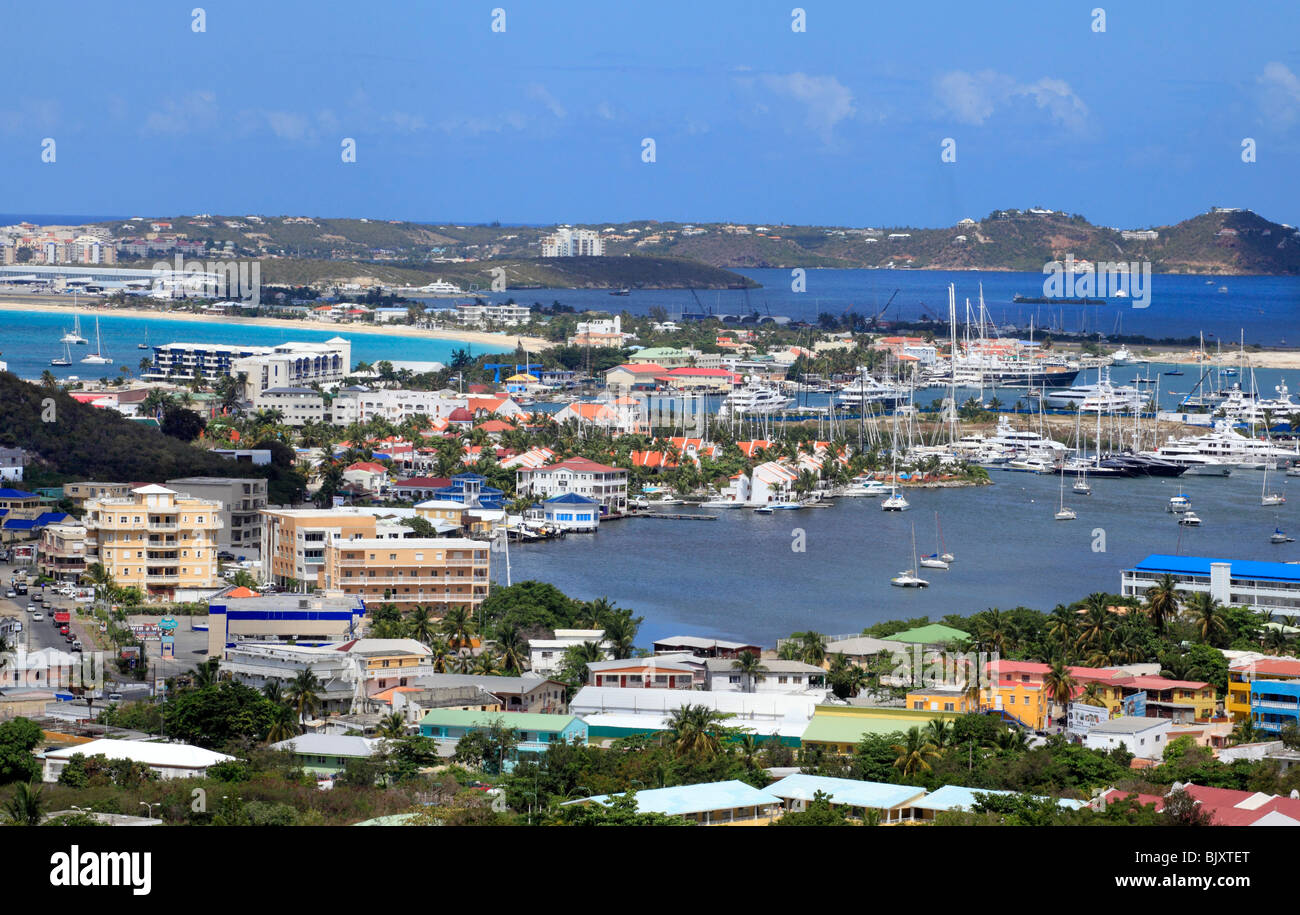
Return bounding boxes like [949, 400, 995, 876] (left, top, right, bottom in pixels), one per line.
[1143, 573, 1181, 635]
[3, 781, 46, 825]
[0, 718, 43, 784]
[771, 789, 851, 826]
[891, 726, 941, 777]
[730, 650, 769, 693]
[287, 669, 323, 724]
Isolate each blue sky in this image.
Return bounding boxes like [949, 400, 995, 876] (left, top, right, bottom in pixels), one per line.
[4, 0, 1299, 228]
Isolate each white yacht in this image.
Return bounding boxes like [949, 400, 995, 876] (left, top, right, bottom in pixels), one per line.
[79, 317, 112, 365]
[1179, 511, 1202, 526]
[1137, 442, 1234, 476]
[1168, 494, 1192, 513]
[835, 372, 909, 409]
[1044, 368, 1145, 414]
[1157, 421, 1300, 468]
[720, 382, 794, 417]
[982, 416, 1069, 462]
[1110, 346, 1137, 365]
[840, 478, 888, 497]
[881, 491, 909, 511]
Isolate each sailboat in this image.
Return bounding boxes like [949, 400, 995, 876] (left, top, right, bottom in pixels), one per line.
[80, 317, 113, 365]
[1054, 471, 1076, 520]
[138, 327, 150, 350]
[881, 451, 909, 511]
[1073, 464, 1091, 495]
[890, 523, 930, 587]
[61, 312, 88, 345]
[1261, 463, 1286, 506]
[1271, 527, 1295, 544]
[920, 511, 953, 568]
[50, 341, 72, 366]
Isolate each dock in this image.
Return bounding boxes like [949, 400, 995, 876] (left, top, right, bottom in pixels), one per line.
[637, 512, 717, 521]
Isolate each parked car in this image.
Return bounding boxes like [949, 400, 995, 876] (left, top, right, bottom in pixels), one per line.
[4, 590, 14, 599]
[31, 612, 44, 621]
[107, 692, 123, 702]
[217, 551, 236, 561]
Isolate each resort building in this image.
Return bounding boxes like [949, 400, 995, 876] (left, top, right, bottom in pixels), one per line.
[567, 781, 782, 826]
[525, 493, 602, 532]
[42, 739, 234, 782]
[83, 484, 222, 600]
[418, 710, 588, 765]
[248, 387, 328, 426]
[541, 226, 604, 258]
[515, 457, 628, 516]
[767, 774, 926, 825]
[165, 477, 267, 558]
[1121, 554, 1300, 614]
[328, 388, 463, 426]
[148, 339, 352, 392]
[260, 507, 430, 589]
[320, 537, 489, 612]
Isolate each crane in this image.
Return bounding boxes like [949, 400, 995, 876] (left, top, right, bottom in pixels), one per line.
[867, 288, 901, 328]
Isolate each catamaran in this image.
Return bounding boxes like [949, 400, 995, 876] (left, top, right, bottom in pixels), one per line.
[61, 313, 88, 345]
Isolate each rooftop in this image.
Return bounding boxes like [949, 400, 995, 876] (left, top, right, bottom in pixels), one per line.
[572, 780, 781, 817]
[1128, 554, 1300, 584]
[767, 773, 925, 810]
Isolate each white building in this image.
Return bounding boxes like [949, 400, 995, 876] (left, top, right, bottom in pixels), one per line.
[515, 457, 628, 516]
[248, 387, 328, 426]
[1083, 716, 1172, 760]
[453, 303, 533, 326]
[42, 739, 235, 782]
[529, 629, 609, 677]
[542, 226, 604, 257]
[0, 447, 26, 482]
[703, 658, 828, 696]
[328, 388, 462, 426]
[148, 338, 352, 393]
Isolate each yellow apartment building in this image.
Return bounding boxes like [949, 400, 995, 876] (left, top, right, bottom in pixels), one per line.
[260, 508, 388, 589]
[322, 537, 489, 612]
[83, 484, 222, 600]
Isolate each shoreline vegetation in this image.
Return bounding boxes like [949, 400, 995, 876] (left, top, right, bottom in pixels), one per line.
[0, 300, 553, 351]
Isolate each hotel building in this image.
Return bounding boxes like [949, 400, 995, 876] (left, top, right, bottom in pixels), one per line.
[1121, 554, 1300, 615]
[321, 537, 489, 612]
[83, 484, 222, 599]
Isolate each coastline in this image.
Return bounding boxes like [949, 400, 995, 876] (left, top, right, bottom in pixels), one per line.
[0, 300, 553, 351]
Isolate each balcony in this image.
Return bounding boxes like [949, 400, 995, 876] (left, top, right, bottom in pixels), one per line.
[147, 523, 179, 532]
[1253, 700, 1300, 711]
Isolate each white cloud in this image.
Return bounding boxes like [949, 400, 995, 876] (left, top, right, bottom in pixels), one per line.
[759, 72, 855, 141]
[143, 91, 218, 135]
[527, 83, 567, 119]
[1258, 61, 1300, 126]
[934, 70, 1087, 127]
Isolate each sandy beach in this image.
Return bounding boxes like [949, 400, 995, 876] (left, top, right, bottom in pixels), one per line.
[0, 300, 553, 351]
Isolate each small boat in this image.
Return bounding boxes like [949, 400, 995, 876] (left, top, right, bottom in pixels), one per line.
[919, 554, 950, 570]
[61, 313, 88, 345]
[1165, 370, 1184, 376]
[609, 288, 631, 296]
[882, 453, 908, 511]
[932, 512, 954, 563]
[700, 499, 745, 509]
[840, 479, 888, 497]
[1054, 472, 1076, 520]
[138, 327, 150, 350]
[1179, 511, 1202, 526]
[753, 506, 774, 514]
[51, 341, 72, 366]
[1168, 494, 1191, 513]
[1261, 463, 1286, 506]
[79, 317, 112, 365]
[1270, 528, 1295, 544]
[769, 501, 804, 510]
[1073, 473, 1091, 495]
[891, 524, 930, 587]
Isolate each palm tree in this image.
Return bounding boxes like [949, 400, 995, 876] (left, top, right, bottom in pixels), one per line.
[428, 637, 454, 673]
[265, 706, 299, 744]
[1042, 660, 1077, 727]
[287, 669, 323, 724]
[562, 641, 606, 685]
[493, 627, 528, 675]
[601, 610, 639, 660]
[4, 782, 45, 825]
[378, 712, 408, 739]
[665, 705, 731, 760]
[926, 718, 952, 750]
[730, 650, 769, 693]
[439, 606, 476, 651]
[1078, 682, 1108, 708]
[1183, 592, 1227, 646]
[995, 727, 1029, 753]
[1143, 573, 1181, 635]
[827, 653, 868, 699]
[473, 650, 502, 676]
[891, 727, 941, 777]
[1076, 598, 1113, 653]
[193, 657, 220, 689]
[799, 631, 827, 666]
[1230, 719, 1258, 746]
[407, 605, 436, 646]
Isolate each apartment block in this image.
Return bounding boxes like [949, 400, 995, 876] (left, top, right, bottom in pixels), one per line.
[165, 477, 268, 557]
[37, 522, 88, 582]
[515, 457, 628, 516]
[63, 481, 133, 511]
[248, 387, 328, 426]
[321, 537, 489, 612]
[84, 484, 222, 599]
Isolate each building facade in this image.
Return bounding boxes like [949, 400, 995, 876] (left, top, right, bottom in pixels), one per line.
[321, 537, 489, 612]
[516, 457, 628, 516]
[165, 477, 267, 557]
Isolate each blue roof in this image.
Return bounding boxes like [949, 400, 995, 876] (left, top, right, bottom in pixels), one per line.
[545, 492, 599, 505]
[910, 784, 1088, 812]
[2, 519, 37, 530]
[1128, 554, 1300, 584]
[767, 774, 925, 810]
[0, 489, 38, 499]
[577, 780, 781, 817]
[34, 512, 69, 525]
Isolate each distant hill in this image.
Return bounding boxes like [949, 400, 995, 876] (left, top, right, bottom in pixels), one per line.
[88, 207, 1300, 280]
[0, 373, 301, 502]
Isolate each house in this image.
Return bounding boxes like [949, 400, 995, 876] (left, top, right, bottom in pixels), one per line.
[656, 366, 739, 392]
[566, 780, 782, 826]
[342, 461, 391, 493]
[1113, 677, 1216, 722]
[270, 734, 386, 775]
[652, 635, 763, 659]
[42, 739, 235, 782]
[749, 461, 799, 504]
[604, 363, 666, 391]
[418, 710, 588, 765]
[409, 674, 567, 713]
[586, 656, 697, 690]
[526, 493, 601, 532]
[570, 686, 816, 746]
[0, 447, 27, 482]
[910, 785, 1088, 822]
[1250, 680, 1300, 735]
[516, 457, 628, 516]
[1095, 784, 1300, 826]
[767, 774, 925, 824]
[528, 629, 608, 677]
[703, 658, 827, 695]
[800, 705, 965, 755]
[382, 685, 505, 723]
[1083, 716, 1173, 759]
